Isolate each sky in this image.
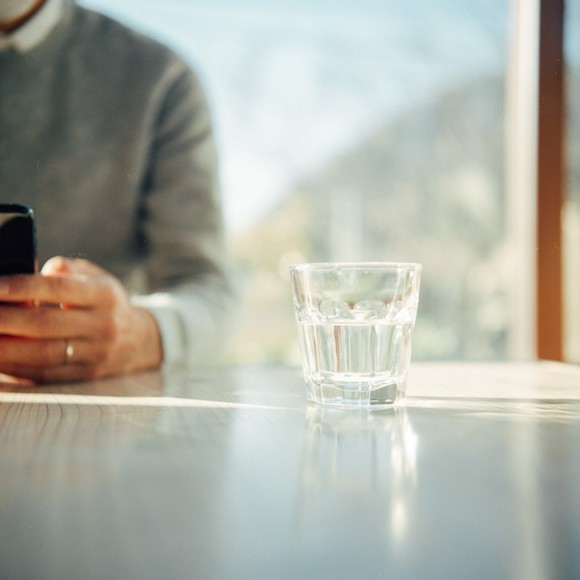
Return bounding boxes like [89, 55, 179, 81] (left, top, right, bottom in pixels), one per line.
[79, 0, 511, 231]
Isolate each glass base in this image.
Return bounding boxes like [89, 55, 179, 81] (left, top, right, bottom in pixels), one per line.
[305, 375, 405, 409]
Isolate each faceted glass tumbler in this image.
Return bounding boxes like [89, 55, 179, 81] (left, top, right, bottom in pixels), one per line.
[290, 262, 422, 408]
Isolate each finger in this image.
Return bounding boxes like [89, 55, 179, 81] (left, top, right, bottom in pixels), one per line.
[42, 257, 109, 278]
[0, 305, 112, 339]
[0, 362, 101, 384]
[0, 272, 113, 308]
[41, 256, 74, 275]
[0, 337, 100, 367]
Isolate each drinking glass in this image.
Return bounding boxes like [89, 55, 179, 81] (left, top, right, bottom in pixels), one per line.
[290, 262, 422, 408]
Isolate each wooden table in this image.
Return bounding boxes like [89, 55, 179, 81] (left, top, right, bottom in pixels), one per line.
[1, 361, 580, 579]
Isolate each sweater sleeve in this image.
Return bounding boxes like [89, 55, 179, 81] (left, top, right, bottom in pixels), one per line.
[129, 62, 236, 368]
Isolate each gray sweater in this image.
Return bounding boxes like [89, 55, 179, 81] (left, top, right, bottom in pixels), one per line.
[0, 0, 235, 366]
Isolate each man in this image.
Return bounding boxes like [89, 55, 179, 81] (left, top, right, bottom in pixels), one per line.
[0, 0, 236, 382]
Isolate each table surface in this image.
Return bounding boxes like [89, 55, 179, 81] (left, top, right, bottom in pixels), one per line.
[1, 361, 580, 580]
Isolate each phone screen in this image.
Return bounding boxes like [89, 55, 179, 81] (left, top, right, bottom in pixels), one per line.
[0, 204, 37, 275]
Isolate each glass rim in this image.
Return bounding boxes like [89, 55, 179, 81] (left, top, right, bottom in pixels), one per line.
[289, 261, 422, 272]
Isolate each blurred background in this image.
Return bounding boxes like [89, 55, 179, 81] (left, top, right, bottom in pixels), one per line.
[79, 0, 580, 366]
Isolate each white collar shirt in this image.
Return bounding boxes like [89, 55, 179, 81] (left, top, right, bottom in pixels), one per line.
[0, 0, 64, 52]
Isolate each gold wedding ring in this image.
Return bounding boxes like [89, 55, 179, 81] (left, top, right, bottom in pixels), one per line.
[64, 339, 74, 365]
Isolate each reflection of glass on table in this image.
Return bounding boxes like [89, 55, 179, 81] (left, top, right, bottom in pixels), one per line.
[298, 405, 418, 546]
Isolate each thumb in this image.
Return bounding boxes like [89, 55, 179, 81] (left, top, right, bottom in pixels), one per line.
[41, 257, 106, 277]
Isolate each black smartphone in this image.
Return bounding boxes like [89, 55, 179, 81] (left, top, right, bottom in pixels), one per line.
[0, 204, 38, 275]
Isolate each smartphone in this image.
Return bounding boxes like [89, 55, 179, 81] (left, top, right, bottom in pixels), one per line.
[0, 204, 38, 275]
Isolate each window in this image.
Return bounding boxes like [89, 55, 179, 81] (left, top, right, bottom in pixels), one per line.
[81, 0, 518, 364]
[565, 0, 580, 361]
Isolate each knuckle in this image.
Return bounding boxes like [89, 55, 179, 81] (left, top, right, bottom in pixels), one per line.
[90, 339, 118, 372]
[94, 342, 113, 366]
[99, 282, 119, 309]
[99, 315, 118, 340]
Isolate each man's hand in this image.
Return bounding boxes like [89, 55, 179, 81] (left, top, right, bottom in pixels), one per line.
[0, 257, 163, 383]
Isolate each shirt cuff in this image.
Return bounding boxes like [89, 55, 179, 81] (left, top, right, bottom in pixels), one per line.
[130, 293, 186, 366]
